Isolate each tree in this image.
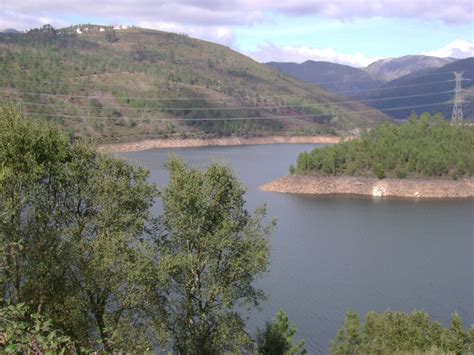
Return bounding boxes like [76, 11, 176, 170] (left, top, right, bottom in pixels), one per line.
[330, 311, 361, 355]
[257, 309, 306, 355]
[0, 104, 158, 351]
[155, 157, 275, 354]
[294, 114, 474, 179]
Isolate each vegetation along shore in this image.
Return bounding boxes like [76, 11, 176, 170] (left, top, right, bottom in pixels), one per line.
[262, 113, 474, 198]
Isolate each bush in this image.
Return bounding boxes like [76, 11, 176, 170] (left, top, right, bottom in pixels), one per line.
[0, 303, 77, 354]
[395, 168, 407, 179]
[289, 165, 296, 175]
[373, 164, 386, 179]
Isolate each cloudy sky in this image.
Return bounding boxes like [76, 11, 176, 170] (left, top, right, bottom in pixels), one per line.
[1, 0, 473, 66]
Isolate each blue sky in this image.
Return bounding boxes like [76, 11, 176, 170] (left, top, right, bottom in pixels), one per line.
[235, 15, 472, 56]
[2, 0, 473, 66]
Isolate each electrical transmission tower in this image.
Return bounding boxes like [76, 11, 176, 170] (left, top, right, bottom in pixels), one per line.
[451, 72, 463, 123]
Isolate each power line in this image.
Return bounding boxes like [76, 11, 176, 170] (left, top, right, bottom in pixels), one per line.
[2, 89, 457, 112]
[0, 69, 463, 88]
[273, 70, 466, 86]
[0, 79, 459, 100]
[21, 101, 464, 122]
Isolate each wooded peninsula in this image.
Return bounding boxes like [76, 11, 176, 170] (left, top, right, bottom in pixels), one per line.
[263, 113, 474, 198]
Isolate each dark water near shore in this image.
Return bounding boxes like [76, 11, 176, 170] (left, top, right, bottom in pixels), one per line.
[122, 144, 474, 354]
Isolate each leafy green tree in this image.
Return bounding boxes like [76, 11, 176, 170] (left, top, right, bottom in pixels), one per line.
[257, 309, 306, 355]
[0, 103, 71, 306]
[0, 104, 158, 351]
[155, 157, 275, 354]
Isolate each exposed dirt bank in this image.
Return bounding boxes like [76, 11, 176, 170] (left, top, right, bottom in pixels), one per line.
[98, 135, 349, 153]
[261, 176, 474, 199]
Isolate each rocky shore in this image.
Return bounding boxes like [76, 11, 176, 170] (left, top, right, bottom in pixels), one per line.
[261, 175, 474, 199]
[99, 135, 349, 153]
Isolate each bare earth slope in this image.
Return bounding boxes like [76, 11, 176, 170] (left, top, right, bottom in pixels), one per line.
[261, 176, 474, 199]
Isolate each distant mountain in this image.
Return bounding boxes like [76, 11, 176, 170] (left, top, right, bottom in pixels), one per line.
[364, 55, 456, 81]
[357, 57, 474, 121]
[266, 60, 385, 94]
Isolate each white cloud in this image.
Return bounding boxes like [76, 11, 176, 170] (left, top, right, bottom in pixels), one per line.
[249, 39, 474, 67]
[249, 43, 381, 67]
[1, 0, 472, 32]
[137, 21, 235, 46]
[0, 11, 67, 30]
[423, 40, 474, 58]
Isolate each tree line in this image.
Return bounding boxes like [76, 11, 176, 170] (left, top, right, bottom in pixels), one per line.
[0, 105, 472, 353]
[293, 113, 474, 179]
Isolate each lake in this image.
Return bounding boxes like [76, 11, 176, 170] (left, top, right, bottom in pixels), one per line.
[122, 144, 474, 354]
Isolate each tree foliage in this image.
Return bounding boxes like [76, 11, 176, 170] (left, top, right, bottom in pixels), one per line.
[257, 309, 306, 355]
[294, 113, 474, 179]
[0, 303, 76, 354]
[331, 310, 474, 355]
[0, 104, 158, 351]
[156, 156, 275, 354]
[0, 104, 279, 353]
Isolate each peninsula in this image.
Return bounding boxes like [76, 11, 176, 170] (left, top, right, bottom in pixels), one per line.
[261, 114, 474, 198]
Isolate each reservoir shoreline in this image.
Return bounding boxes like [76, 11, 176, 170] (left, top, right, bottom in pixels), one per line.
[261, 175, 474, 199]
[98, 135, 350, 153]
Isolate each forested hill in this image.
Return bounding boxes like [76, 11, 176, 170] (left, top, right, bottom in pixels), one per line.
[0, 25, 387, 142]
[356, 57, 474, 121]
[294, 114, 474, 180]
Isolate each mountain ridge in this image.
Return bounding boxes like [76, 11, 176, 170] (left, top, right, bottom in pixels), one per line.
[364, 55, 457, 81]
[266, 60, 385, 95]
[358, 57, 474, 120]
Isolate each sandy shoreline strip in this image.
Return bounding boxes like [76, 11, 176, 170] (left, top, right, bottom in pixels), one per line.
[98, 135, 348, 153]
[261, 175, 474, 199]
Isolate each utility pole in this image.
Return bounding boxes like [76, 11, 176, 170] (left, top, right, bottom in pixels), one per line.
[451, 72, 463, 123]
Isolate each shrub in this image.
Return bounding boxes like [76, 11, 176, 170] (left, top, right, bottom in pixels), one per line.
[0, 303, 77, 354]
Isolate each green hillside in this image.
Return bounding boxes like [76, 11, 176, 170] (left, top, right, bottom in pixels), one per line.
[0, 24, 386, 142]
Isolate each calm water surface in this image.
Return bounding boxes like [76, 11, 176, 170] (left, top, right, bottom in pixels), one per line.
[122, 144, 474, 354]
